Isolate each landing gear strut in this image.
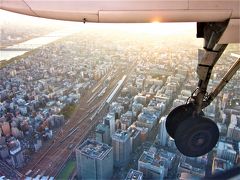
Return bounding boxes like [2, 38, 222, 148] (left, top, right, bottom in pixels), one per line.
[166, 21, 240, 157]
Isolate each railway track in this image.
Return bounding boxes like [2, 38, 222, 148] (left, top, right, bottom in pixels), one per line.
[20, 68, 127, 177]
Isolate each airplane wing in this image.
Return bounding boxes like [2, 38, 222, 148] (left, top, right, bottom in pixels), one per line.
[1, 0, 240, 43]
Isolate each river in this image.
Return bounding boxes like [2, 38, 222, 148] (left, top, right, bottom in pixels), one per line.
[0, 26, 83, 61]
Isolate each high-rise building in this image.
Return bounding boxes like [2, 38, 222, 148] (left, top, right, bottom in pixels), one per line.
[103, 113, 116, 136]
[158, 116, 168, 147]
[112, 130, 131, 167]
[9, 140, 24, 168]
[125, 169, 143, 180]
[76, 139, 113, 180]
[128, 127, 141, 153]
[227, 114, 240, 141]
[95, 123, 111, 145]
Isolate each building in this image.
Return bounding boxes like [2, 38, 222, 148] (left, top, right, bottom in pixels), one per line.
[125, 169, 143, 180]
[112, 130, 131, 167]
[1, 122, 11, 137]
[33, 134, 42, 152]
[204, 100, 216, 119]
[178, 162, 205, 178]
[76, 139, 113, 180]
[158, 116, 168, 147]
[216, 141, 237, 163]
[137, 107, 158, 131]
[178, 172, 202, 180]
[172, 99, 185, 109]
[138, 146, 175, 179]
[133, 125, 148, 142]
[128, 127, 141, 152]
[168, 137, 177, 150]
[227, 114, 240, 141]
[9, 140, 24, 168]
[138, 150, 165, 180]
[217, 123, 228, 136]
[0, 145, 9, 159]
[236, 142, 240, 165]
[212, 157, 234, 175]
[103, 113, 115, 136]
[109, 102, 124, 119]
[134, 95, 147, 106]
[95, 123, 111, 145]
[120, 112, 133, 130]
[177, 158, 206, 178]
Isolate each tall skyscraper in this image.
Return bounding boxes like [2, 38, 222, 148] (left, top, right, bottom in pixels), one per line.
[95, 123, 111, 145]
[158, 116, 168, 146]
[103, 113, 116, 136]
[128, 127, 141, 153]
[76, 139, 113, 180]
[112, 130, 131, 167]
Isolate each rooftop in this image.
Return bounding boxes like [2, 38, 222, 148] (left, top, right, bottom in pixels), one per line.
[217, 141, 236, 153]
[129, 127, 140, 139]
[78, 139, 112, 160]
[139, 148, 175, 168]
[112, 130, 129, 141]
[95, 123, 108, 134]
[125, 169, 143, 180]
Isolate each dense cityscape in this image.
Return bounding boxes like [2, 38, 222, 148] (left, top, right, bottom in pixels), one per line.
[0, 21, 240, 180]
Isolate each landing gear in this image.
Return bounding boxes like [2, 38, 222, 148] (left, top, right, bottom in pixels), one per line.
[174, 115, 219, 157]
[166, 103, 197, 139]
[166, 104, 218, 157]
[165, 21, 240, 157]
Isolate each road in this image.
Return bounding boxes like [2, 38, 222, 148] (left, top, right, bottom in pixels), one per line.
[19, 62, 135, 177]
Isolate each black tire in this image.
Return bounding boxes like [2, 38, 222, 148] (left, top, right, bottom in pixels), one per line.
[174, 116, 219, 157]
[166, 103, 196, 138]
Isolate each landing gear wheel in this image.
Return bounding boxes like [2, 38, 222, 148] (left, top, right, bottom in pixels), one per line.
[166, 103, 202, 138]
[174, 115, 219, 157]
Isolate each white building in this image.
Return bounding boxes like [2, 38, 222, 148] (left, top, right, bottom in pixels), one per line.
[158, 116, 169, 147]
